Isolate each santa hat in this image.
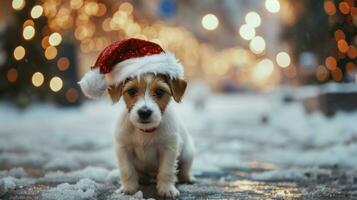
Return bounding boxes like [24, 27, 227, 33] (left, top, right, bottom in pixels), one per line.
[78, 38, 184, 99]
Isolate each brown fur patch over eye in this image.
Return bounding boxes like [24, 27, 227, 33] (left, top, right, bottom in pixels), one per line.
[150, 76, 172, 113]
[122, 79, 143, 111]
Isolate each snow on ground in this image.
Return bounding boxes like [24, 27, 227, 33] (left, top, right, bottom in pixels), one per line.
[1, 87, 357, 197]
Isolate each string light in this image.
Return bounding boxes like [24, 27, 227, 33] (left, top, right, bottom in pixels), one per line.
[32, 72, 44, 87]
[49, 76, 63, 92]
[276, 52, 291, 68]
[265, 0, 280, 13]
[201, 14, 219, 30]
[23, 26, 35, 40]
[13, 46, 26, 60]
[249, 36, 266, 54]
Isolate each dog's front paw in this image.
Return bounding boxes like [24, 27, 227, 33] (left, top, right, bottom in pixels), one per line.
[117, 182, 139, 195]
[157, 183, 180, 198]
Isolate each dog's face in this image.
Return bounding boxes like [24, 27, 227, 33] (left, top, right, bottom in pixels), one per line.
[108, 73, 187, 132]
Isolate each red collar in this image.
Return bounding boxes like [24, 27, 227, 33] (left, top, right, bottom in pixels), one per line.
[140, 127, 157, 133]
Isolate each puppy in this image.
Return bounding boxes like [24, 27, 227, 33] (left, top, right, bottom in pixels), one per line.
[108, 73, 195, 198]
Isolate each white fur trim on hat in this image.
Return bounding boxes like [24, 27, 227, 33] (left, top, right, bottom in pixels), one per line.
[78, 68, 107, 99]
[79, 52, 184, 99]
[105, 52, 184, 85]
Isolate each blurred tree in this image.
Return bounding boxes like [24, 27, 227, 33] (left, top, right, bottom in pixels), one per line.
[282, 0, 357, 83]
[0, 0, 81, 107]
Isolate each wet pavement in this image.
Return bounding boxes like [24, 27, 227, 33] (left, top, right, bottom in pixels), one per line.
[2, 167, 356, 200]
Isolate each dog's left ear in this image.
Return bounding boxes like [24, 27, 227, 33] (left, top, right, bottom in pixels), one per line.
[107, 83, 124, 103]
[169, 79, 187, 102]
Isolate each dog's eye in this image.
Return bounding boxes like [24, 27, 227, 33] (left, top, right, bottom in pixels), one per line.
[155, 89, 165, 98]
[127, 88, 137, 97]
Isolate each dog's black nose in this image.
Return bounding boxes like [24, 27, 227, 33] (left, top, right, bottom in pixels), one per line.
[138, 107, 152, 120]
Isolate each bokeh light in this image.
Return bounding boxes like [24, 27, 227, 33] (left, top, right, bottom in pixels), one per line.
[49, 76, 63, 92]
[32, 72, 44, 87]
[276, 52, 291, 68]
[316, 65, 329, 81]
[13, 46, 26, 60]
[23, 19, 34, 28]
[66, 88, 79, 103]
[324, 1, 336, 15]
[48, 32, 62, 46]
[249, 36, 266, 54]
[337, 40, 349, 53]
[265, 0, 280, 13]
[245, 12, 261, 28]
[253, 59, 274, 80]
[334, 29, 345, 41]
[239, 24, 256, 40]
[347, 45, 357, 59]
[331, 68, 343, 81]
[7, 68, 18, 83]
[120, 2, 134, 14]
[45, 46, 58, 60]
[70, 0, 84, 9]
[12, 0, 25, 10]
[346, 62, 356, 75]
[31, 5, 43, 19]
[325, 56, 337, 71]
[57, 57, 70, 71]
[201, 14, 219, 30]
[23, 26, 35, 40]
[339, 2, 350, 14]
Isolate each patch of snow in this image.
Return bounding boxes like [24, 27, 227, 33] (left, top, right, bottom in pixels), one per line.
[0, 176, 35, 196]
[110, 190, 154, 200]
[40, 166, 111, 183]
[252, 169, 308, 181]
[0, 168, 26, 178]
[41, 178, 99, 200]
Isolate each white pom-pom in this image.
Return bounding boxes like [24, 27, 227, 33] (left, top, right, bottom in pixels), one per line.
[78, 68, 107, 99]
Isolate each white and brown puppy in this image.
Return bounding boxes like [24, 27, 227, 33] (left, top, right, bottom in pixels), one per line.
[108, 73, 194, 198]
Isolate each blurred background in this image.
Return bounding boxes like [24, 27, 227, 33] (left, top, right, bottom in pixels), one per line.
[0, 0, 356, 108]
[1, 0, 357, 199]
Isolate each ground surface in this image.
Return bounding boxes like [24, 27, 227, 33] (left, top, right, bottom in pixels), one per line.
[1, 91, 357, 199]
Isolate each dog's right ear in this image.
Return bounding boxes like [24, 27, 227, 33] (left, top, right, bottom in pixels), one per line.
[107, 83, 124, 103]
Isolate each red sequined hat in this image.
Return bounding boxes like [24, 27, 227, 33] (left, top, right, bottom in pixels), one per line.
[79, 38, 184, 99]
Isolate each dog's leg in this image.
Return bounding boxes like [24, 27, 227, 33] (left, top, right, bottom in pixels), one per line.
[178, 155, 194, 183]
[156, 146, 180, 198]
[116, 146, 139, 194]
[178, 132, 195, 183]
